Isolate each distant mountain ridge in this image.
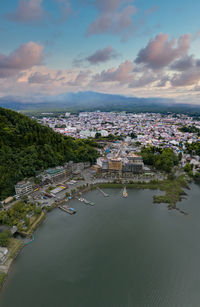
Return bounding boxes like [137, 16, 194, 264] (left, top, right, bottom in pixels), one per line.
[0, 91, 200, 114]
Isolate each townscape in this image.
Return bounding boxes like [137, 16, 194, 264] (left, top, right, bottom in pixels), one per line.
[38, 111, 200, 169]
[1, 110, 200, 287]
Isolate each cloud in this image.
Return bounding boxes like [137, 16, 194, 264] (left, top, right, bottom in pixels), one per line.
[87, 46, 119, 65]
[67, 70, 92, 86]
[6, 0, 71, 24]
[28, 70, 66, 84]
[93, 60, 134, 82]
[0, 42, 44, 78]
[168, 53, 200, 87]
[28, 72, 52, 84]
[157, 75, 170, 87]
[170, 55, 195, 71]
[135, 33, 191, 69]
[7, 0, 44, 23]
[171, 68, 200, 87]
[193, 30, 200, 41]
[86, 0, 137, 39]
[129, 70, 158, 88]
[73, 46, 119, 66]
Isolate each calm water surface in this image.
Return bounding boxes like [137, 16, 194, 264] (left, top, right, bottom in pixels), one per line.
[1, 185, 200, 307]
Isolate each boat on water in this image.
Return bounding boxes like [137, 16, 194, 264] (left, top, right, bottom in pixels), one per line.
[122, 186, 128, 198]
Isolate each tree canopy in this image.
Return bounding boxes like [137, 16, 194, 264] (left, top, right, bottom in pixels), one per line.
[141, 146, 179, 173]
[0, 107, 99, 199]
[179, 125, 200, 136]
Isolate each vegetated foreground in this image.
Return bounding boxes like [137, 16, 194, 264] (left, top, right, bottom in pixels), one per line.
[0, 107, 99, 200]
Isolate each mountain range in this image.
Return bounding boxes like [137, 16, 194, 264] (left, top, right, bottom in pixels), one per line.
[0, 91, 200, 115]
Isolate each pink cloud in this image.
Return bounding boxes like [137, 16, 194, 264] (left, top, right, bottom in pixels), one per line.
[0, 42, 44, 78]
[6, 0, 71, 24]
[86, 0, 137, 39]
[135, 33, 191, 69]
[94, 60, 134, 82]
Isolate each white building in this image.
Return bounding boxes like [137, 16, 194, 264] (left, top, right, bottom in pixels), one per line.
[100, 130, 109, 137]
[15, 181, 33, 196]
[0, 247, 8, 264]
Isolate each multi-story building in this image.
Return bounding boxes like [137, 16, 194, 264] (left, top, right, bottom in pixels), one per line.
[15, 181, 33, 196]
[122, 154, 144, 174]
[108, 158, 122, 171]
[46, 168, 67, 183]
[122, 161, 144, 173]
[0, 247, 8, 264]
[96, 153, 144, 175]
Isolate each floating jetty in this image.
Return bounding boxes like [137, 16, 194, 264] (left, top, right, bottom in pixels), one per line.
[58, 205, 76, 215]
[25, 235, 35, 246]
[97, 187, 109, 197]
[77, 197, 95, 206]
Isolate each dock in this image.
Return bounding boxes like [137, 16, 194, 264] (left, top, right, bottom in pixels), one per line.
[58, 205, 76, 215]
[77, 197, 95, 206]
[25, 235, 35, 246]
[97, 187, 109, 197]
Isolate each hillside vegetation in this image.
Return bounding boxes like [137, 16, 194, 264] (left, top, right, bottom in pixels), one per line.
[0, 107, 99, 200]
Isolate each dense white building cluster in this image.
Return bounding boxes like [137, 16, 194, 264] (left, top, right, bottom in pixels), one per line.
[38, 112, 200, 150]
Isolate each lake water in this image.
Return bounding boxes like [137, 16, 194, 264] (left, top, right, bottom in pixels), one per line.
[1, 185, 200, 307]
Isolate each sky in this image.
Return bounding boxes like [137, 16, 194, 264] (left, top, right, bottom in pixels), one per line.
[1, 0, 200, 103]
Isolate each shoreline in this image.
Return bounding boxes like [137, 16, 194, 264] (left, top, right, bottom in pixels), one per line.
[97, 175, 190, 210]
[0, 174, 190, 291]
[0, 212, 46, 291]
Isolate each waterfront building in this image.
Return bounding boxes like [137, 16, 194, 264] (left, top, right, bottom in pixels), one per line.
[46, 168, 67, 183]
[50, 186, 67, 197]
[0, 247, 8, 264]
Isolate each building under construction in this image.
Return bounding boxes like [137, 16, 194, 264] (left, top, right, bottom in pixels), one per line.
[97, 153, 144, 175]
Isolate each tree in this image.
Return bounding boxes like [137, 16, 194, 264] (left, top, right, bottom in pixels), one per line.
[184, 163, 193, 173]
[178, 152, 183, 161]
[130, 132, 137, 139]
[0, 107, 99, 200]
[0, 230, 11, 247]
[141, 146, 178, 173]
[95, 132, 101, 139]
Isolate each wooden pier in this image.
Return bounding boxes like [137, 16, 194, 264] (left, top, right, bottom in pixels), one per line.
[58, 205, 76, 215]
[77, 197, 95, 206]
[97, 187, 109, 197]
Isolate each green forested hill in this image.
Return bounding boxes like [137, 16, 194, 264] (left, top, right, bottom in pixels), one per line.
[0, 107, 99, 200]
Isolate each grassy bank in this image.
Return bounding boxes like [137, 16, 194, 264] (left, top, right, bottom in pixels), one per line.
[25, 212, 46, 236]
[0, 238, 24, 290]
[0, 272, 6, 288]
[8, 238, 24, 259]
[98, 175, 189, 208]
